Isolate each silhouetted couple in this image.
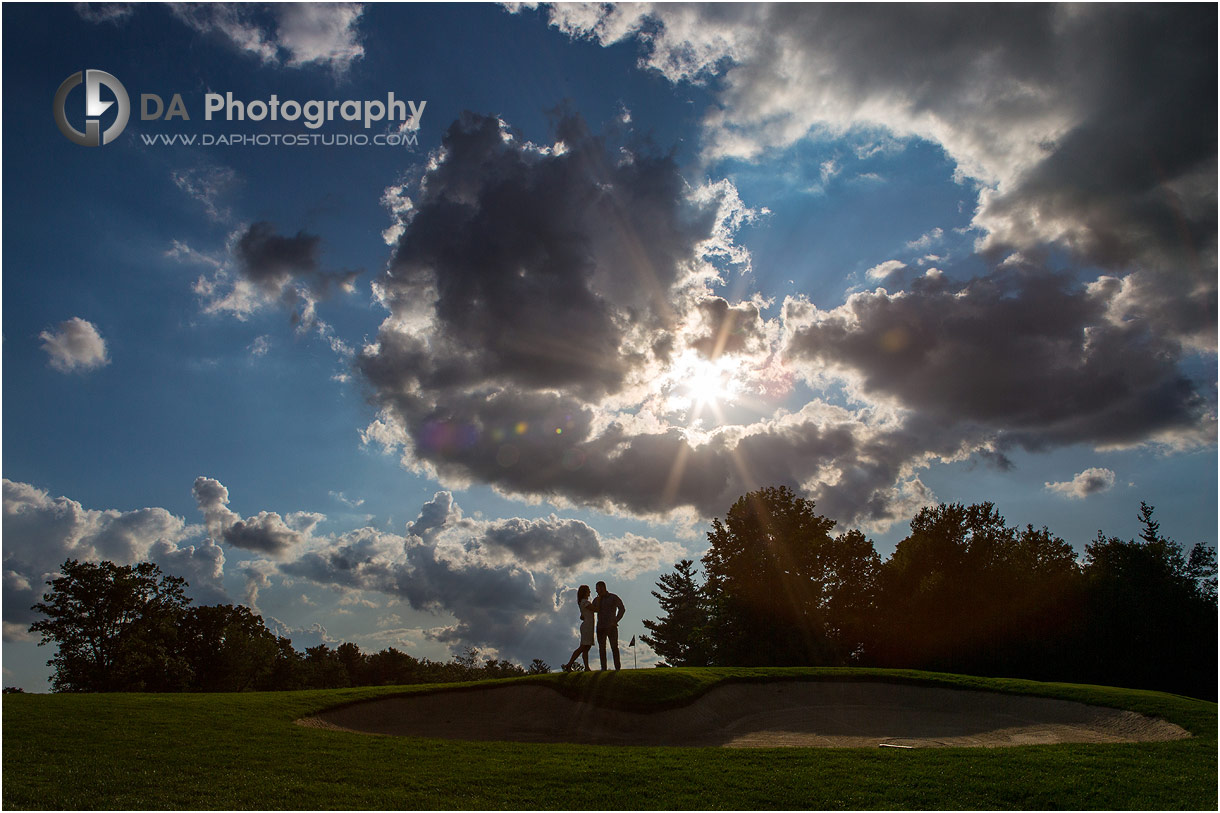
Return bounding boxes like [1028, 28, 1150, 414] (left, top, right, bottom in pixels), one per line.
[563, 581, 626, 671]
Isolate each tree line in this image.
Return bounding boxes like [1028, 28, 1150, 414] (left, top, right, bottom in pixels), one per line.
[642, 487, 1217, 699]
[27, 559, 549, 693]
[25, 488, 1216, 698]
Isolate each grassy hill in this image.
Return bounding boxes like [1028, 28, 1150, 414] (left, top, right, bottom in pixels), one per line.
[3, 667, 1215, 809]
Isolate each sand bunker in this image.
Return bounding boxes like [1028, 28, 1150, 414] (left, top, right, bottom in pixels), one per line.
[300, 680, 1190, 748]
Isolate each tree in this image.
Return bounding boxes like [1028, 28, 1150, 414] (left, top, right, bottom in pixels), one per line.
[302, 644, 351, 689]
[527, 658, 551, 674]
[30, 559, 192, 692]
[1080, 503, 1217, 698]
[700, 486, 878, 666]
[817, 529, 882, 663]
[336, 642, 367, 685]
[261, 637, 306, 690]
[874, 503, 1080, 678]
[178, 605, 280, 692]
[641, 560, 711, 666]
[364, 647, 422, 685]
[480, 656, 526, 679]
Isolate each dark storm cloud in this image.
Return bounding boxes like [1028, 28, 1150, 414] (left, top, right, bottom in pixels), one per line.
[975, 7, 1217, 273]
[356, 112, 962, 527]
[192, 476, 307, 557]
[222, 511, 304, 557]
[542, 3, 1217, 349]
[365, 374, 951, 529]
[235, 221, 359, 301]
[689, 297, 765, 358]
[370, 111, 718, 398]
[784, 265, 1212, 451]
[360, 31, 1214, 529]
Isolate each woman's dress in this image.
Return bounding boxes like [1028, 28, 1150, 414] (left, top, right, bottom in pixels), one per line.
[579, 598, 595, 646]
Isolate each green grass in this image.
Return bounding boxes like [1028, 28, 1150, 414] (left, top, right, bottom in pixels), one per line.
[3, 668, 1216, 809]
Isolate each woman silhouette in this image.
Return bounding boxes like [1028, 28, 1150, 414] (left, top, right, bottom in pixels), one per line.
[562, 584, 595, 671]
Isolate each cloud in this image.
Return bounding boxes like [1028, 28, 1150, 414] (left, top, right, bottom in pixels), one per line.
[354, 100, 1213, 531]
[280, 490, 681, 662]
[234, 221, 359, 306]
[74, 2, 133, 25]
[865, 260, 905, 282]
[537, 4, 1216, 352]
[266, 617, 335, 649]
[170, 3, 364, 72]
[191, 476, 310, 558]
[192, 476, 241, 539]
[241, 561, 275, 612]
[248, 335, 271, 357]
[171, 3, 278, 63]
[362, 112, 729, 400]
[906, 228, 944, 252]
[3, 479, 228, 639]
[39, 317, 109, 373]
[361, 112, 864, 520]
[184, 222, 358, 335]
[783, 264, 1214, 453]
[276, 3, 364, 70]
[1046, 467, 1118, 499]
[329, 491, 364, 508]
[365, 112, 1174, 530]
[171, 165, 238, 223]
[223, 512, 306, 557]
[4, 477, 676, 662]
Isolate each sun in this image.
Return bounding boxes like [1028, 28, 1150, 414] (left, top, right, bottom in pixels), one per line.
[662, 352, 741, 424]
[685, 362, 733, 409]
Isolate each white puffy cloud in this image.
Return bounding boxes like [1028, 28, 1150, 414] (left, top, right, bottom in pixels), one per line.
[276, 3, 364, 70]
[2, 479, 228, 639]
[170, 3, 364, 72]
[1046, 467, 1118, 499]
[192, 476, 241, 539]
[4, 477, 677, 662]
[865, 260, 905, 282]
[906, 228, 944, 252]
[39, 317, 109, 373]
[266, 617, 335, 649]
[279, 490, 682, 662]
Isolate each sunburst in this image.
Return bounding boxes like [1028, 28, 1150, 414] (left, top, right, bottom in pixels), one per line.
[663, 352, 741, 424]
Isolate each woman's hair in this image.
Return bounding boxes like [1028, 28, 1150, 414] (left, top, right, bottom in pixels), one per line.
[577, 584, 590, 611]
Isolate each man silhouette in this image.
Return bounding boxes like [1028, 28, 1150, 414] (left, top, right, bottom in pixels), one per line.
[591, 581, 626, 670]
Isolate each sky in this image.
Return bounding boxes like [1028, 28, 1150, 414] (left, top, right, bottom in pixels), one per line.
[2, 2, 1216, 691]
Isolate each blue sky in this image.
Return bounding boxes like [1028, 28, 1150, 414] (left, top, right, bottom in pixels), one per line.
[3, 3, 1216, 690]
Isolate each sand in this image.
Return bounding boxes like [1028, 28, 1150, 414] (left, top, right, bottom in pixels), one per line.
[298, 680, 1191, 748]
